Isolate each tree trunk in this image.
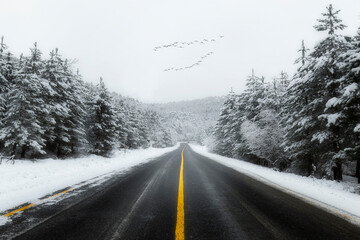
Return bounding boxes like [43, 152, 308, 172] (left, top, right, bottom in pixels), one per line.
[307, 154, 313, 176]
[356, 158, 360, 184]
[21, 147, 26, 159]
[57, 144, 61, 157]
[333, 162, 343, 181]
[12, 143, 17, 156]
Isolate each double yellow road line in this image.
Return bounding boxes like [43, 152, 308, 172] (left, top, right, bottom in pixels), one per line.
[175, 146, 186, 240]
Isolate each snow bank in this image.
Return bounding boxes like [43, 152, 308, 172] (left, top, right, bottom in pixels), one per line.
[190, 144, 360, 223]
[0, 144, 179, 214]
[0, 216, 8, 225]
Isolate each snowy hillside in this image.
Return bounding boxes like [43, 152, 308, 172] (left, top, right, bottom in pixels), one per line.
[145, 96, 225, 143]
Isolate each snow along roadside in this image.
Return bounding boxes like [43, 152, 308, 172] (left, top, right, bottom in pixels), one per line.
[0, 144, 180, 216]
[189, 144, 360, 226]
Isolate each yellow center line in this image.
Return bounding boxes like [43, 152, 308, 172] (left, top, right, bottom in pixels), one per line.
[176, 146, 186, 240]
[2, 188, 73, 217]
[3, 203, 37, 217]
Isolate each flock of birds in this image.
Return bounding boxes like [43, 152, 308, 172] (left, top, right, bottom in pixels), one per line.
[163, 52, 214, 72]
[153, 35, 224, 72]
[153, 35, 224, 52]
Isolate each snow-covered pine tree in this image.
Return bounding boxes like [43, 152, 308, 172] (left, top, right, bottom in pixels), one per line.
[214, 90, 236, 157]
[282, 53, 315, 175]
[312, 5, 351, 180]
[237, 71, 288, 168]
[214, 70, 288, 168]
[295, 40, 310, 67]
[0, 36, 8, 150]
[125, 108, 144, 149]
[144, 110, 161, 147]
[265, 71, 289, 113]
[63, 64, 88, 155]
[0, 36, 9, 79]
[238, 71, 268, 163]
[0, 42, 47, 158]
[314, 4, 346, 35]
[163, 128, 174, 147]
[0, 37, 8, 119]
[244, 70, 267, 121]
[229, 93, 248, 159]
[121, 107, 135, 149]
[113, 96, 129, 150]
[283, 5, 351, 178]
[0, 38, 17, 118]
[137, 110, 150, 148]
[41, 49, 73, 156]
[325, 27, 360, 182]
[87, 78, 116, 156]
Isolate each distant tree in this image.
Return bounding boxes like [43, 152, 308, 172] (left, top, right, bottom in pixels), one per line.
[295, 40, 310, 67]
[214, 90, 236, 157]
[244, 70, 267, 121]
[112, 97, 129, 150]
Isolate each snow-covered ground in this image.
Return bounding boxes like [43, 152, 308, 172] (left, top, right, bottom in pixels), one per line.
[0, 144, 179, 218]
[190, 144, 360, 225]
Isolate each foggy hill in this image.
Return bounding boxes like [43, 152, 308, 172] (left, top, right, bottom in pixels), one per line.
[144, 96, 225, 143]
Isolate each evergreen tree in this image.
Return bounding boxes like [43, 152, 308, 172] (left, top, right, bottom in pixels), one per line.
[214, 90, 236, 157]
[41, 49, 72, 156]
[325, 27, 360, 182]
[284, 5, 350, 177]
[125, 108, 142, 149]
[0, 36, 8, 150]
[64, 66, 88, 155]
[244, 70, 267, 121]
[0, 36, 8, 129]
[295, 40, 310, 67]
[0, 43, 47, 158]
[87, 78, 116, 156]
[314, 4, 346, 35]
[229, 94, 248, 159]
[136, 110, 150, 148]
[0, 38, 168, 159]
[113, 98, 129, 149]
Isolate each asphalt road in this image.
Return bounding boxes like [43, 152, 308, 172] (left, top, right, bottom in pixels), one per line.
[2, 143, 360, 239]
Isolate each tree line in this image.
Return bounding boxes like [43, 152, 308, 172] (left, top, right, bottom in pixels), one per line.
[0, 40, 174, 159]
[213, 5, 360, 182]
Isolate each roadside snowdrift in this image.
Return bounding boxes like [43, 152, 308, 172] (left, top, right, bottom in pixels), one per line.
[190, 144, 360, 224]
[0, 145, 179, 214]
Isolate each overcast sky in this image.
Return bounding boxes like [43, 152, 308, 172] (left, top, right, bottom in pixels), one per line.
[1, 0, 359, 103]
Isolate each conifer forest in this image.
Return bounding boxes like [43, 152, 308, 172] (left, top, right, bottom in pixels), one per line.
[212, 5, 360, 182]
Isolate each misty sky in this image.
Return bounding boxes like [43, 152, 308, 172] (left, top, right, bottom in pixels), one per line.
[1, 0, 359, 103]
